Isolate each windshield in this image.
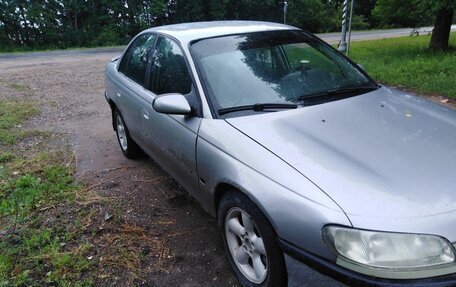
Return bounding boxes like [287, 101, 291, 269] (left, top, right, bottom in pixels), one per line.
[190, 30, 377, 116]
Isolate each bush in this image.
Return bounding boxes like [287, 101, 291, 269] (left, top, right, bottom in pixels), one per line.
[351, 15, 370, 30]
[91, 27, 122, 47]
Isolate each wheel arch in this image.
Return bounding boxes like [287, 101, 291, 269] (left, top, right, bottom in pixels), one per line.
[213, 182, 276, 232]
[214, 182, 236, 219]
[108, 99, 118, 131]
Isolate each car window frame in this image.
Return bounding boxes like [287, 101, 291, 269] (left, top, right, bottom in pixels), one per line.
[147, 34, 203, 117]
[118, 32, 158, 88]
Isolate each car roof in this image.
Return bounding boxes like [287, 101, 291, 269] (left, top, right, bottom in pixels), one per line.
[144, 21, 297, 44]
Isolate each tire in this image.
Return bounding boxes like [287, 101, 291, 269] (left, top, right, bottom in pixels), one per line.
[114, 109, 141, 159]
[218, 191, 287, 287]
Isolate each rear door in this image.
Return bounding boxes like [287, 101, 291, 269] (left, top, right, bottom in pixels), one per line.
[114, 33, 156, 144]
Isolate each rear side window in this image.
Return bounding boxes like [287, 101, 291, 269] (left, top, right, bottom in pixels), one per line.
[149, 37, 192, 95]
[118, 33, 156, 86]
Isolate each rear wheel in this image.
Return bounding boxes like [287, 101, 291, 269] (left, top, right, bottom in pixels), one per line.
[114, 110, 141, 159]
[218, 191, 287, 287]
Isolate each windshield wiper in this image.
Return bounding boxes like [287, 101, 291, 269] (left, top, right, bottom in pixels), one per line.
[298, 85, 379, 103]
[218, 103, 298, 116]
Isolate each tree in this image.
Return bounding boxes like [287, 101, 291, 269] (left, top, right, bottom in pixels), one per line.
[168, 0, 216, 22]
[354, 0, 377, 27]
[0, 0, 170, 50]
[285, 0, 342, 32]
[427, 0, 454, 50]
[373, 0, 455, 50]
[168, 0, 282, 24]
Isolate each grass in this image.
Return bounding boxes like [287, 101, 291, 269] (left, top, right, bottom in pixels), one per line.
[0, 96, 94, 286]
[0, 82, 173, 285]
[0, 100, 36, 144]
[7, 83, 31, 93]
[349, 32, 456, 99]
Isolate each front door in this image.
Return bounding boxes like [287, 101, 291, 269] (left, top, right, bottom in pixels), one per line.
[141, 36, 202, 199]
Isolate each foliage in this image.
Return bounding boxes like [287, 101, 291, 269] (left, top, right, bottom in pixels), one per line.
[354, 0, 377, 27]
[373, 0, 455, 50]
[350, 15, 371, 30]
[287, 0, 338, 32]
[373, 0, 431, 28]
[0, 0, 453, 51]
[0, 0, 373, 50]
[350, 33, 456, 98]
[373, 0, 455, 28]
[0, 0, 169, 50]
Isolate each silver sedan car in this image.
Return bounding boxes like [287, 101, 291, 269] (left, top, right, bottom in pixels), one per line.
[104, 21, 456, 286]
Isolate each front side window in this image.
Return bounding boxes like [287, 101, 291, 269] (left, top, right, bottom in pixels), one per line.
[190, 30, 377, 116]
[149, 37, 192, 95]
[119, 33, 156, 86]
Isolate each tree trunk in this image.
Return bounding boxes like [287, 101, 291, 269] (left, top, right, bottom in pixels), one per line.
[429, 6, 454, 51]
[74, 0, 78, 32]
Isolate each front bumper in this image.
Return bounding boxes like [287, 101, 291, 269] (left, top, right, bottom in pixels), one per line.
[280, 239, 456, 287]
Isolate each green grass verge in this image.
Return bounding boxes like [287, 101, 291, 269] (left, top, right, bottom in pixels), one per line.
[0, 100, 36, 144]
[349, 33, 456, 99]
[0, 98, 94, 286]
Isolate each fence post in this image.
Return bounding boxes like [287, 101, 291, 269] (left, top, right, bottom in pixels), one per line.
[338, 0, 349, 52]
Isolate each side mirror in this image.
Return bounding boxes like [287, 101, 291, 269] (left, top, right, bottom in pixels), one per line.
[152, 93, 192, 115]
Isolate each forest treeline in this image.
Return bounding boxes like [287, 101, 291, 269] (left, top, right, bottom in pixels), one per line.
[0, 0, 454, 51]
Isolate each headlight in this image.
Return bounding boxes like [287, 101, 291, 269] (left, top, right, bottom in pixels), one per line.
[323, 226, 456, 279]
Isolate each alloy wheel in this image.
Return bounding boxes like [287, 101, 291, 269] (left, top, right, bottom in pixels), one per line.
[225, 207, 268, 284]
[116, 115, 128, 151]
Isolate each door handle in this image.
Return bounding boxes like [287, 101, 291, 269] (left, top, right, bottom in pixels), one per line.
[116, 92, 121, 97]
[143, 111, 149, 120]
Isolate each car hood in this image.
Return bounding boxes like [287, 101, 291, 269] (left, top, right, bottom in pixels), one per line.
[225, 87, 456, 220]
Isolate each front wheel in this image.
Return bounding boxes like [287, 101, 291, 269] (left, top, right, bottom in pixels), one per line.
[114, 110, 141, 159]
[218, 191, 287, 287]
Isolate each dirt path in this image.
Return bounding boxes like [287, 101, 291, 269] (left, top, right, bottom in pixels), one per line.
[0, 53, 238, 286]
